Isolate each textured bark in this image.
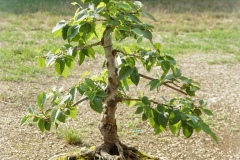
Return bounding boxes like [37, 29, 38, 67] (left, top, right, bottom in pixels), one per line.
[98, 28, 119, 146]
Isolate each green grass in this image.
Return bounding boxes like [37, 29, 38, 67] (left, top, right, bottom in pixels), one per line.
[57, 127, 83, 145]
[0, 0, 239, 82]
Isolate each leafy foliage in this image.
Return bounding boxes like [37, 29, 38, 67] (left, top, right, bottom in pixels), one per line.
[22, 0, 217, 144]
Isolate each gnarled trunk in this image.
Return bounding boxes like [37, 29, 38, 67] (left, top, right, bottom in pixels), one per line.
[98, 28, 121, 156]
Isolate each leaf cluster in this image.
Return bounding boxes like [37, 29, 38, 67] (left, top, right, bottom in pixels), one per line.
[133, 97, 217, 143]
[22, 0, 218, 144]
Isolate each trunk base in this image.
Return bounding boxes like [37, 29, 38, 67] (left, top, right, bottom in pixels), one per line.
[68, 142, 159, 160]
[49, 143, 159, 160]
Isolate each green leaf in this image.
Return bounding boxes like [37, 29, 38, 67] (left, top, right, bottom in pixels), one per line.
[37, 57, 46, 68]
[59, 94, 71, 106]
[172, 66, 181, 78]
[67, 25, 80, 41]
[87, 47, 95, 58]
[96, 91, 107, 98]
[154, 42, 161, 50]
[141, 10, 156, 21]
[127, 14, 141, 23]
[130, 67, 140, 86]
[133, 1, 143, 8]
[38, 118, 45, 132]
[51, 109, 60, 124]
[90, 97, 103, 113]
[55, 58, 65, 75]
[195, 125, 201, 133]
[142, 30, 152, 42]
[143, 105, 151, 118]
[61, 65, 68, 78]
[85, 78, 95, 88]
[62, 25, 70, 40]
[157, 104, 165, 112]
[186, 87, 195, 96]
[21, 115, 30, 126]
[52, 20, 68, 33]
[123, 78, 129, 91]
[148, 79, 161, 91]
[180, 76, 192, 84]
[169, 110, 181, 125]
[86, 91, 96, 101]
[37, 92, 47, 111]
[66, 60, 74, 70]
[193, 108, 202, 116]
[135, 106, 143, 114]
[76, 9, 89, 22]
[33, 116, 39, 122]
[44, 121, 51, 131]
[103, 0, 110, 4]
[92, 0, 101, 6]
[182, 121, 193, 138]
[200, 121, 218, 144]
[169, 121, 181, 134]
[118, 66, 134, 81]
[71, 2, 79, 5]
[69, 107, 77, 120]
[202, 108, 213, 116]
[186, 114, 198, 125]
[161, 61, 170, 73]
[199, 100, 204, 106]
[116, 2, 130, 10]
[132, 28, 143, 37]
[158, 112, 169, 129]
[70, 87, 77, 101]
[28, 106, 34, 114]
[142, 96, 150, 105]
[118, 26, 131, 32]
[80, 71, 90, 78]
[142, 113, 148, 121]
[57, 111, 66, 123]
[78, 52, 85, 65]
[137, 36, 143, 43]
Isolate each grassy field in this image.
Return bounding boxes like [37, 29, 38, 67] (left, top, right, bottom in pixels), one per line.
[0, 0, 240, 82]
[0, 0, 240, 159]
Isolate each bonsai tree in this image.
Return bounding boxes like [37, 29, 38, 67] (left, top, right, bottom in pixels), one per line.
[22, 0, 217, 159]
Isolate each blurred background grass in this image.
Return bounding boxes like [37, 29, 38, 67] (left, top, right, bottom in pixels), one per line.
[0, 0, 239, 82]
[1, 0, 240, 14]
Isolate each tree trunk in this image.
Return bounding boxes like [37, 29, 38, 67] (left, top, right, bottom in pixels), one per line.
[98, 28, 120, 154]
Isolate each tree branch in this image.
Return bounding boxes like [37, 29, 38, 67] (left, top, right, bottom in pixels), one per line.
[75, 41, 102, 51]
[72, 97, 89, 106]
[113, 49, 142, 58]
[113, 50, 187, 95]
[138, 73, 187, 95]
[121, 97, 164, 105]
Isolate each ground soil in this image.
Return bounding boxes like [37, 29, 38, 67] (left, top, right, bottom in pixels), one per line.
[0, 53, 240, 160]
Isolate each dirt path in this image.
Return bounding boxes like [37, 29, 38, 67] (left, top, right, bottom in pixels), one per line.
[0, 53, 240, 160]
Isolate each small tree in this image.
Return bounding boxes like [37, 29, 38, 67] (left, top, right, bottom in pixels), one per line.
[22, 0, 217, 159]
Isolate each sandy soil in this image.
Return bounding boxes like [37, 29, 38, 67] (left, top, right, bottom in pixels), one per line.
[0, 53, 240, 160]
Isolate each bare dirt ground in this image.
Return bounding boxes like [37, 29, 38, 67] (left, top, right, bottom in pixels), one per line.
[0, 53, 240, 160]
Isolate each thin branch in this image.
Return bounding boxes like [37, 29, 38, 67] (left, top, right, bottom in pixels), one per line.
[75, 41, 102, 51]
[113, 49, 187, 95]
[121, 97, 164, 105]
[113, 49, 142, 58]
[138, 73, 187, 95]
[117, 8, 139, 15]
[96, 18, 107, 21]
[72, 97, 89, 106]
